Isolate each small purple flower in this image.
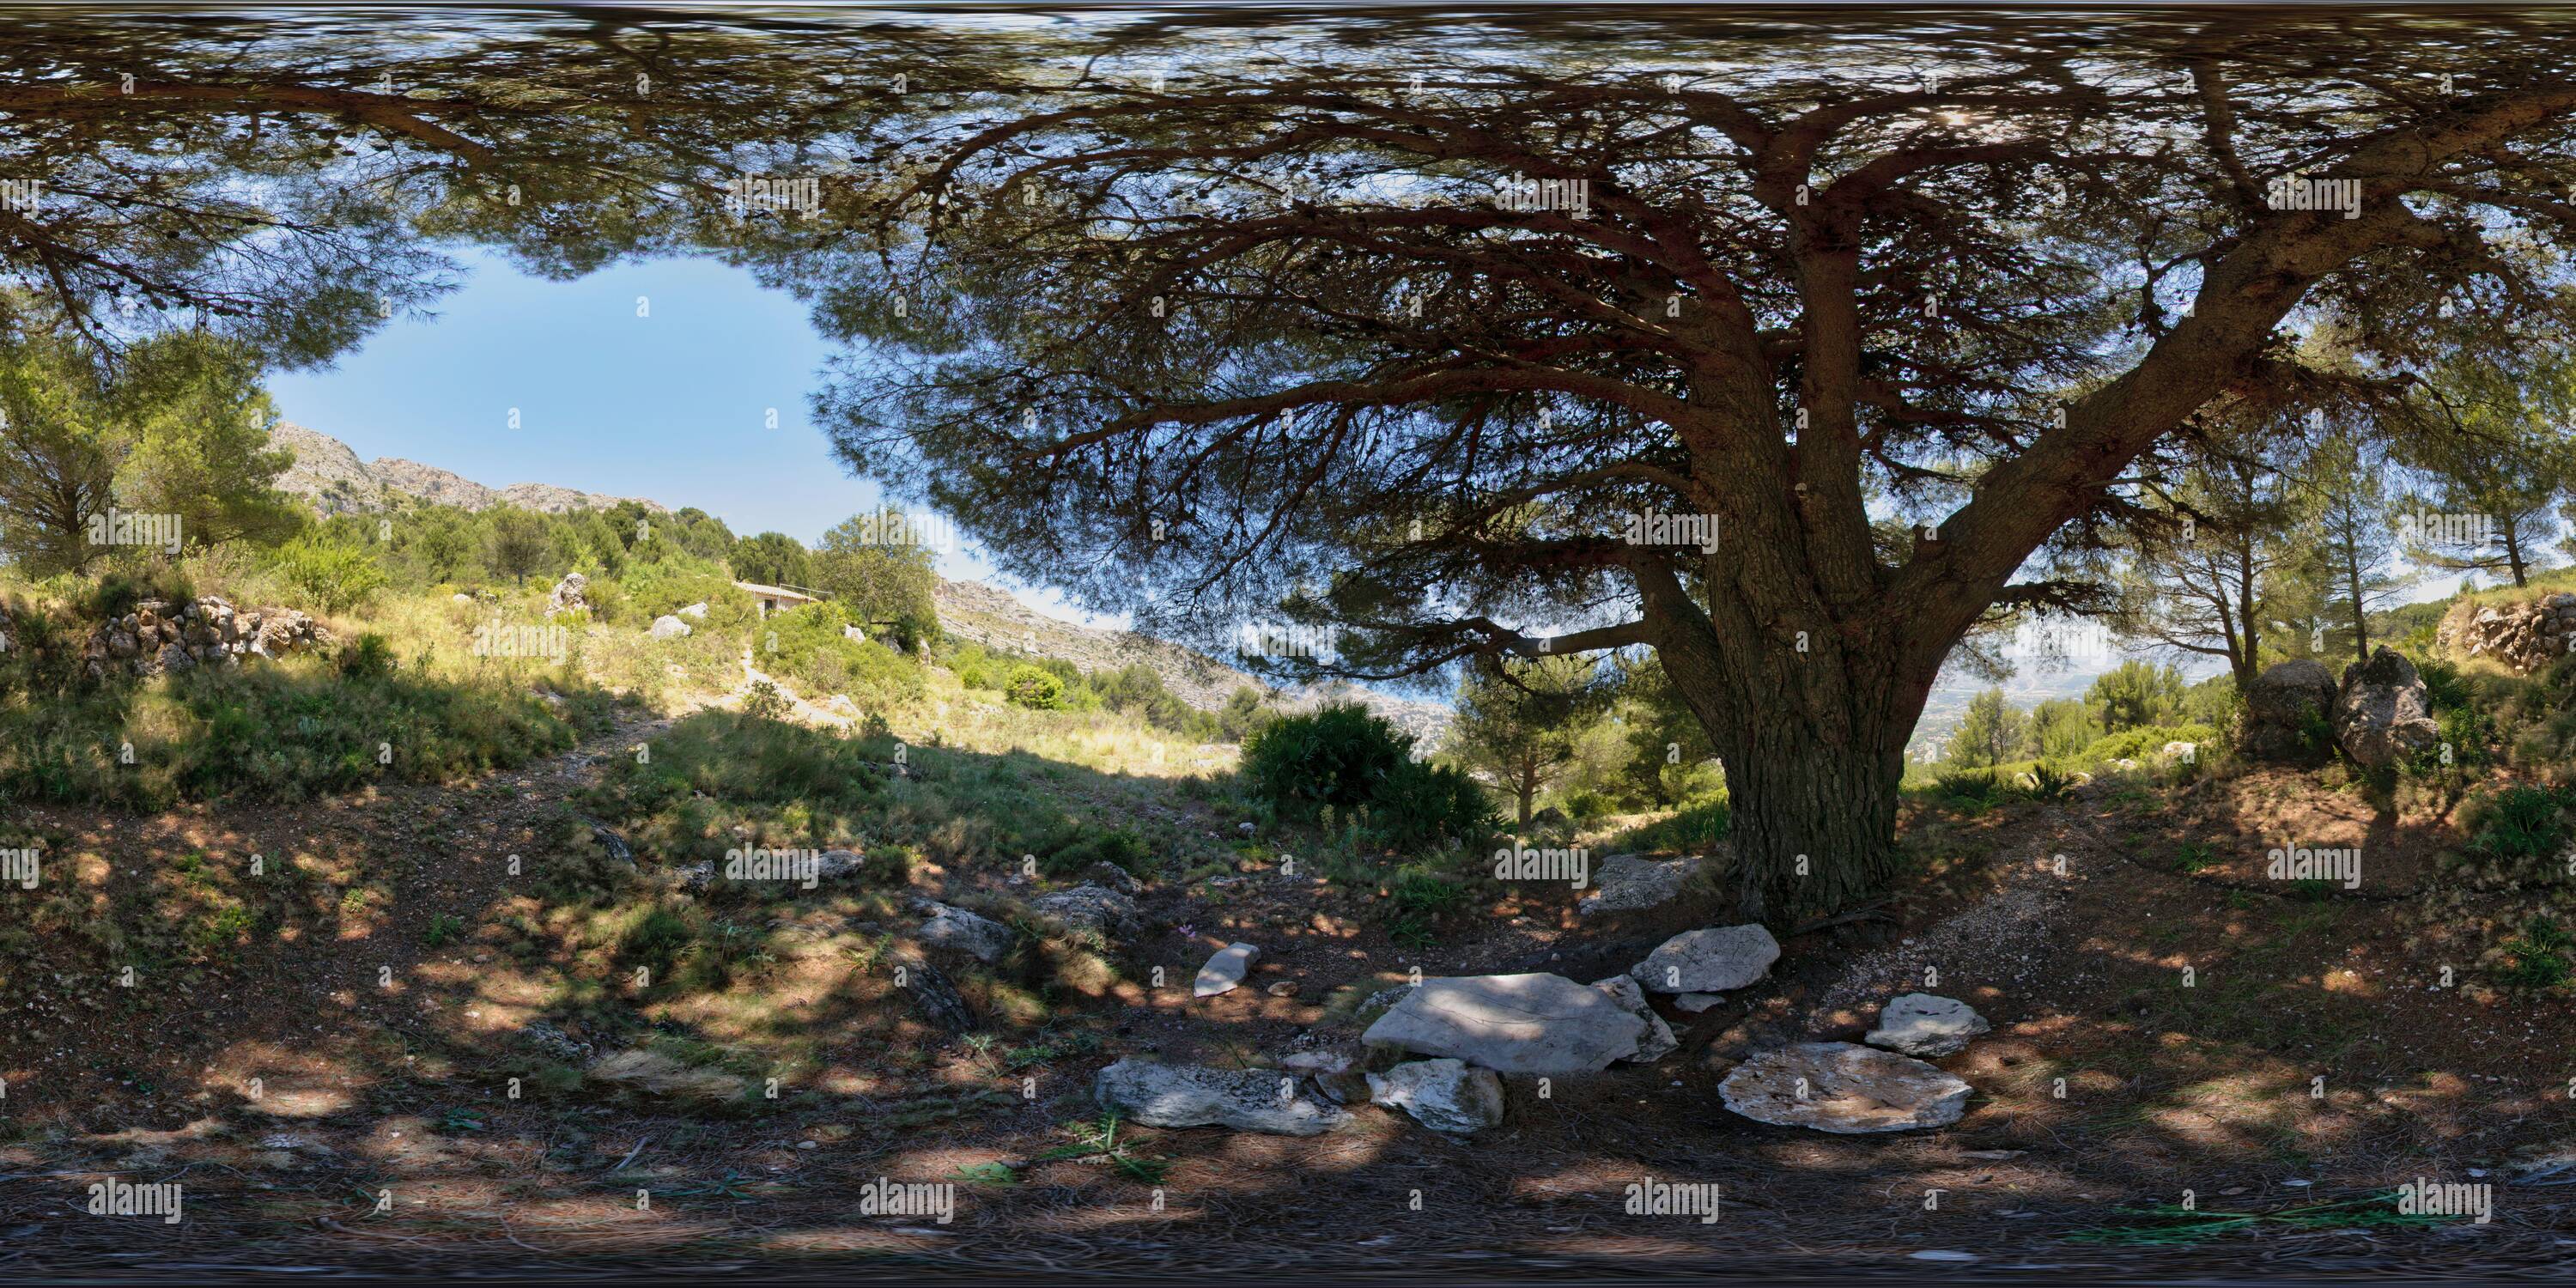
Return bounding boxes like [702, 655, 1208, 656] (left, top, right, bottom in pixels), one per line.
[1176, 923, 1196, 939]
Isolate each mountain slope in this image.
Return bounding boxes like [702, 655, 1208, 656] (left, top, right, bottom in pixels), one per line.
[271, 422, 1448, 741]
[267, 422, 669, 516]
[933, 578, 1452, 744]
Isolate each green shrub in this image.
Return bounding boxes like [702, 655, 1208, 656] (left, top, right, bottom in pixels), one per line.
[2466, 783, 2576, 861]
[1564, 788, 1613, 822]
[2498, 916, 2573, 989]
[744, 679, 789, 720]
[2437, 704, 2495, 769]
[0, 656, 585, 810]
[1385, 865, 1467, 949]
[761, 602, 924, 710]
[80, 566, 197, 621]
[580, 710, 897, 876]
[1005, 664, 1064, 710]
[2022, 761, 2083, 801]
[1022, 819, 1150, 879]
[2076, 723, 2219, 767]
[271, 537, 388, 614]
[2418, 656, 2475, 712]
[620, 905, 697, 977]
[337, 632, 398, 681]
[1935, 767, 2006, 804]
[1242, 703, 1403, 814]
[1241, 704, 1494, 849]
[614, 562, 747, 627]
[1611, 794, 1730, 853]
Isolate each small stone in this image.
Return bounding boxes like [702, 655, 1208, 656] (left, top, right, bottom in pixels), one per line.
[1863, 993, 1990, 1058]
[1589, 974, 1678, 1064]
[1366, 1059, 1505, 1134]
[1631, 924, 1781, 993]
[1093, 1058, 1349, 1135]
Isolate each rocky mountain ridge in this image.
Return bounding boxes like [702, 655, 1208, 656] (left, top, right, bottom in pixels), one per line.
[269, 422, 671, 517]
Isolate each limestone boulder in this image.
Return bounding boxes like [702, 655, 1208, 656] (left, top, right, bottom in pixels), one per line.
[1577, 853, 1705, 916]
[1631, 924, 1781, 994]
[2243, 659, 2338, 762]
[2334, 647, 2439, 769]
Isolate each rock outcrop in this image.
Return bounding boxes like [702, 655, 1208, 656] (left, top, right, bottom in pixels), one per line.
[2334, 647, 2439, 769]
[268, 422, 670, 516]
[2436, 593, 2576, 674]
[82, 597, 330, 679]
[545, 573, 589, 617]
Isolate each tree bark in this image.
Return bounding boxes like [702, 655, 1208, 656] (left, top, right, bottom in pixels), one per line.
[1640, 562, 1925, 923]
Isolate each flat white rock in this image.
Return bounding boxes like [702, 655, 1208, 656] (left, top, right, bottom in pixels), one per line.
[1362, 973, 1643, 1074]
[1093, 1058, 1349, 1135]
[1194, 941, 1261, 997]
[1718, 1042, 1971, 1133]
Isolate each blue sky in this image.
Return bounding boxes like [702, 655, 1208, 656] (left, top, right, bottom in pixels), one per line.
[265, 249, 1109, 625]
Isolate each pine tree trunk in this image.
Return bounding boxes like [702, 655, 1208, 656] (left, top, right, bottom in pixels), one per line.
[1714, 730, 1905, 922]
[1648, 595, 1924, 925]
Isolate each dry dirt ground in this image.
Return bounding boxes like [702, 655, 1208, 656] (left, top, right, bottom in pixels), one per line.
[2, 726, 2573, 1281]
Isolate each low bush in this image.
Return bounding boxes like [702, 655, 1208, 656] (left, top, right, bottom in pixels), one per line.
[760, 602, 924, 710]
[2076, 723, 2219, 767]
[1019, 817, 1150, 879]
[1005, 664, 1064, 710]
[78, 565, 197, 621]
[1610, 794, 1731, 853]
[2497, 915, 2573, 990]
[2417, 656, 2475, 712]
[2465, 782, 2576, 864]
[580, 709, 899, 876]
[1935, 767, 2007, 805]
[1241, 703, 1494, 850]
[270, 537, 388, 615]
[1384, 864, 1467, 949]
